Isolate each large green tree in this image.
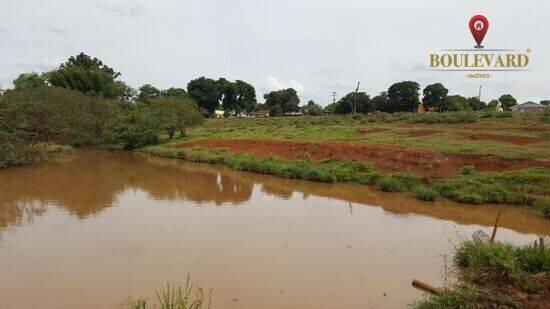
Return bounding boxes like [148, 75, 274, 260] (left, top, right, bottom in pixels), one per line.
[303, 100, 324, 116]
[498, 94, 517, 111]
[263, 88, 300, 115]
[12, 73, 48, 90]
[187, 77, 221, 114]
[422, 83, 448, 112]
[388, 81, 420, 112]
[371, 92, 391, 112]
[334, 92, 371, 114]
[46, 52, 130, 100]
[148, 97, 204, 139]
[137, 84, 161, 102]
[219, 79, 257, 115]
[487, 99, 499, 111]
[444, 95, 470, 111]
[467, 97, 487, 111]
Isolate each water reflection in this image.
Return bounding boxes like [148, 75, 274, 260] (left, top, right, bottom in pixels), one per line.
[1, 150, 549, 235]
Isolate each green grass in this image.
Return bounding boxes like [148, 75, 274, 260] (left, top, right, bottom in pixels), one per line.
[141, 144, 550, 213]
[177, 113, 550, 160]
[456, 241, 549, 292]
[413, 240, 549, 308]
[140, 146, 380, 185]
[132, 275, 210, 309]
[435, 168, 550, 207]
[413, 285, 480, 309]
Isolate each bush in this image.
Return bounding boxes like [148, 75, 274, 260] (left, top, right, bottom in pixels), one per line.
[413, 186, 440, 201]
[456, 241, 549, 291]
[461, 165, 476, 175]
[413, 285, 479, 309]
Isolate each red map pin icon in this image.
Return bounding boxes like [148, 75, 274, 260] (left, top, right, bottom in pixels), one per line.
[469, 15, 489, 48]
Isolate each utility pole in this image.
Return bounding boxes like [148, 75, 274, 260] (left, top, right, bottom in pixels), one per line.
[478, 85, 482, 102]
[331, 92, 336, 104]
[352, 82, 360, 115]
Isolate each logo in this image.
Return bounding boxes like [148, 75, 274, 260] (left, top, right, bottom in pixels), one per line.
[429, 15, 531, 79]
[469, 15, 489, 48]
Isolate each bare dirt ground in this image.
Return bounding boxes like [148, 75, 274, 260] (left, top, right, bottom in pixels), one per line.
[176, 139, 550, 178]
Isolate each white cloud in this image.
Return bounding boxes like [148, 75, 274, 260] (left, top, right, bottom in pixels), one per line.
[40, 57, 62, 69]
[91, 0, 148, 17]
[266, 76, 305, 95]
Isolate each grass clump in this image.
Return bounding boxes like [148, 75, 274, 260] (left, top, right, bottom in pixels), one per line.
[456, 241, 549, 292]
[413, 285, 479, 309]
[413, 185, 440, 201]
[378, 173, 439, 201]
[141, 146, 380, 185]
[132, 275, 211, 309]
[436, 168, 550, 207]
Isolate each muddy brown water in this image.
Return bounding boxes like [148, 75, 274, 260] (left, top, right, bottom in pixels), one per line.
[0, 150, 548, 309]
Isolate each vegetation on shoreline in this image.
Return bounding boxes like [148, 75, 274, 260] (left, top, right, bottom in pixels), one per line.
[139, 146, 380, 185]
[140, 144, 550, 215]
[414, 240, 550, 308]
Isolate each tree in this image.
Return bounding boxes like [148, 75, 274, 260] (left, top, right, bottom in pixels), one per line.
[334, 92, 371, 114]
[388, 81, 420, 112]
[303, 100, 324, 116]
[12, 73, 48, 90]
[371, 92, 391, 112]
[422, 83, 448, 112]
[541, 100, 550, 106]
[467, 97, 487, 111]
[46, 52, 127, 99]
[487, 100, 499, 111]
[498, 94, 517, 111]
[263, 88, 300, 115]
[162, 87, 187, 98]
[444, 95, 470, 111]
[137, 84, 161, 102]
[114, 105, 159, 150]
[187, 77, 221, 114]
[235, 80, 257, 114]
[148, 97, 204, 140]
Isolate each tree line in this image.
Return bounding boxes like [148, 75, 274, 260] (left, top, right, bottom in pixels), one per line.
[325, 81, 520, 115]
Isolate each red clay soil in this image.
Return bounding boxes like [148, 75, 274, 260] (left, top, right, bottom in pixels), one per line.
[176, 139, 550, 178]
[406, 129, 441, 137]
[461, 133, 545, 145]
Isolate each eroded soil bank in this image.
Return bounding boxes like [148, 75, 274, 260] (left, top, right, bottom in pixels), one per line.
[177, 139, 550, 178]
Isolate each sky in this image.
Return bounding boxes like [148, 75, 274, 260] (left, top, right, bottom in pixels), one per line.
[1, 0, 549, 105]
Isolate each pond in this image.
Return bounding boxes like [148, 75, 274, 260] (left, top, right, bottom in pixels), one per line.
[0, 150, 548, 308]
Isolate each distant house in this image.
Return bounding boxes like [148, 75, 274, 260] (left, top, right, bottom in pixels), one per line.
[250, 110, 270, 118]
[416, 103, 435, 113]
[284, 111, 303, 116]
[214, 110, 225, 118]
[511, 102, 548, 113]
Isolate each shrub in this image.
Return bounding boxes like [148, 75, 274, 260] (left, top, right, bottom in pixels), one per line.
[456, 241, 549, 291]
[413, 285, 479, 309]
[378, 176, 401, 192]
[413, 186, 440, 201]
[461, 165, 476, 175]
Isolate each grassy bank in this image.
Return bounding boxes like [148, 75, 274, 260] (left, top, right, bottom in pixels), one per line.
[414, 240, 550, 308]
[140, 145, 550, 216]
[139, 146, 380, 185]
